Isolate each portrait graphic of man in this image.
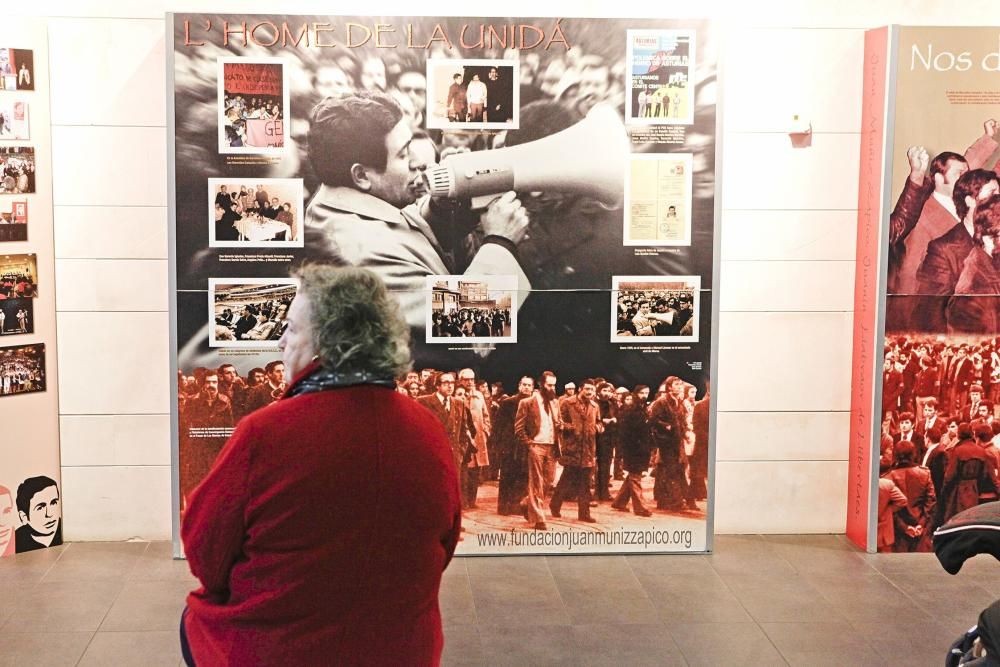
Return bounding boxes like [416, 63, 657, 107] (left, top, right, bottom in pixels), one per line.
[0, 485, 15, 557]
[15, 475, 62, 553]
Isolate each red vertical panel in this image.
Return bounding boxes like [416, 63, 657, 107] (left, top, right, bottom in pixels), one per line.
[847, 27, 889, 551]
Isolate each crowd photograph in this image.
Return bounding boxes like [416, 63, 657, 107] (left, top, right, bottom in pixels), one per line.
[0, 147, 34, 194]
[177, 356, 708, 540]
[426, 275, 516, 343]
[209, 178, 303, 247]
[208, 279, 295, 348]
[613, 276, 699, 342]
[0, 254, 38, 299]
[0, 343, 45, 397]
[879, 332, 1000, 552]
[0, 298, 32, 336]
[426, 59, 518, 129]
[218, 59, 287, 152]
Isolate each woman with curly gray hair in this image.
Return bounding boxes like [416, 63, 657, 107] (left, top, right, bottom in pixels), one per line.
[180, 265, 462, 667]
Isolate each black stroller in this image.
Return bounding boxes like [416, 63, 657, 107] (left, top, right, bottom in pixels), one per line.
[933, 501, 1000, 666]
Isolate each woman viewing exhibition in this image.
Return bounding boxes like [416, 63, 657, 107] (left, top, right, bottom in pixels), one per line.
[180, 265, 462, 666]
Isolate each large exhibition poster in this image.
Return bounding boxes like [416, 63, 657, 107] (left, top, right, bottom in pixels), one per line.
[863, 27, 1000, 553]
[169, 14, 720, 555]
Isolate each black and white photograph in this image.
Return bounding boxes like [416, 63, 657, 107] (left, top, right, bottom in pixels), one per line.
[426, 59, 519, 130]
[426, 275, 516, 344]
[0, 342, 45, 398]
[209, 178, 304, 248]
[0, 101, 28, 140]
[218, 57, 288, 155]
[612, 275, 700, 343]
[0, 253, 38, 298]
[0, 147, 34, 194]
[208, 279, 296, 348]
[0, 298, 32, 336]
[0, 200, 27, 243]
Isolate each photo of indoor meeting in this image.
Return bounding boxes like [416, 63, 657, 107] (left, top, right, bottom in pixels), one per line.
[212, 181, 301, 245]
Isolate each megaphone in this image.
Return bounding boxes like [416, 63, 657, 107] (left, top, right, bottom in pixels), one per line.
[425, 104, 627, 208]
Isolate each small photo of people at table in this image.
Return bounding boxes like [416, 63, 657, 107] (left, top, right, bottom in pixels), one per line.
[0, 298, 32, 336]
[0, 101, 28, 141]
[209, 178, 304, 248]
[0, 342, 45, 398]
[426, 59, 519, 130]
[0, 147, 34, 194]
[0, 201, 27, 243]
[426, 274, 517, 344]
[0, 253, 38, 299]
[0, 48, 33, 91]
[208, 279, 296, 349]
[218, 57, 288, 154]
[612, 275, 700, 344]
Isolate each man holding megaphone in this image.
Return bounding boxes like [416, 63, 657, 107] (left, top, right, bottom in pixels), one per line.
[304, 91, 531, 333]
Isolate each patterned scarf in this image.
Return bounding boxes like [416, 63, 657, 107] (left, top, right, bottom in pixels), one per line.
[285, 365, 397, 398]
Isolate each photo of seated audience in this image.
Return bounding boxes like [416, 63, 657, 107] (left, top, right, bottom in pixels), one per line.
[0, 254, 38, 299]
[0, 147, 34, 194]
[613, 277, 699, 342]
[0, 298, 32, 336]
[209, 179, 303, 247]
[426, 275, 516, 343]
[208, 280, 295, 348]
[0, 201, 27, 243]
[0, 343, 45, 397]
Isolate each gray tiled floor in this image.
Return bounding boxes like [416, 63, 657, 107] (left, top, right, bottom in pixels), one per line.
[0, 535, 994, 666]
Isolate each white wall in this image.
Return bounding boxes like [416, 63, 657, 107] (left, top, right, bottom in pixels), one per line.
[40, 2, 987, 540]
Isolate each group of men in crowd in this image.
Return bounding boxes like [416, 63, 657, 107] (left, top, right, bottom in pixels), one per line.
[878, 393, 1000, 553]
[397, 367, 708, 531]
[616, 290, 694, 337]
[430, 307, 510, 338]
[179, 360, 287, 431]
[213, 296, 289, 343]
[214, 184, 297, 243]
[888, 120, 1000, 333]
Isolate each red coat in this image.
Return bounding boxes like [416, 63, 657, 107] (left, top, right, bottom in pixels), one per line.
[181, 362, 462, 666]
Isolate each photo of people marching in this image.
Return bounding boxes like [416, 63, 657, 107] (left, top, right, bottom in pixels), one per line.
[397, 367, 708, 543]
[427, 275, 516, 343]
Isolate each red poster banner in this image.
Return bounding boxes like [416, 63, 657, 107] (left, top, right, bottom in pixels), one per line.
[223, 62, 282, 97]
[847, 27, 889, 551]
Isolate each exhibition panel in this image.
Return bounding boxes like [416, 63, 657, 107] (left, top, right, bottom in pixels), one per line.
[852, 26, 1000, 553]
[168, 14, 721, 556]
